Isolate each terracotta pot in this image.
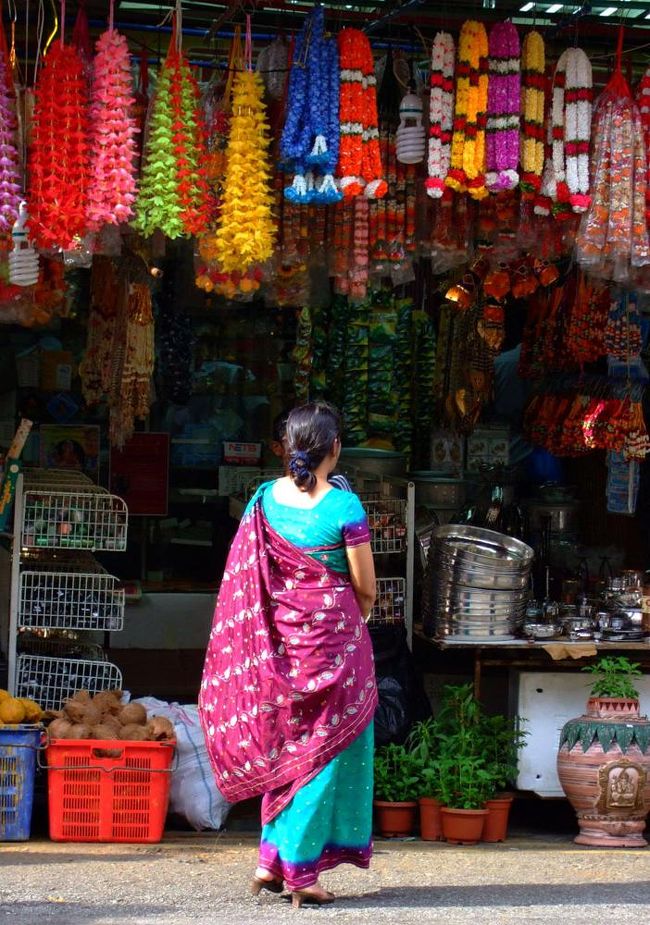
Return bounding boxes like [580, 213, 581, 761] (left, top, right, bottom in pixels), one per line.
[557, 697, 650, 847]
[373, 800, 418, 837]
[440, 807, 488, 845]
[483, 796, 513, 843]
[419, 797, 442, 841]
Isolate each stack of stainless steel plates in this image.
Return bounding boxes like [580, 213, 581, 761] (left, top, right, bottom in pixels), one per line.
[429, 525, 534, 639]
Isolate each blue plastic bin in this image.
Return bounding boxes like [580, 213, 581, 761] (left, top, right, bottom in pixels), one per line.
[0, 724, 41, 841]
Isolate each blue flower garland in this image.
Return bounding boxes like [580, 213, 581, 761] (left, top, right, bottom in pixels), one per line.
[282, 4, 341, 205]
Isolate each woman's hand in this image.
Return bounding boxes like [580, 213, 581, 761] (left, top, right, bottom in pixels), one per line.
[346, 542, 376, 620]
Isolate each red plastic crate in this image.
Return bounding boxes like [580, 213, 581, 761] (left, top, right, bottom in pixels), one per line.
[45, 739, 175, 843]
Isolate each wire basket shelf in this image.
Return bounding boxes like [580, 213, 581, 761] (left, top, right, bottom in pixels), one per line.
[360, 496, 407, 555]
[368, 577, 406, 626]
[17, 632, 107, 662]
[18, 566, 124, 631]
[16, 654, 123, 711]
[21, 488, 128, 552]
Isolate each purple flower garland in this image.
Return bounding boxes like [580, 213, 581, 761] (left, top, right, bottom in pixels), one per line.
[486, 22, 521, 193]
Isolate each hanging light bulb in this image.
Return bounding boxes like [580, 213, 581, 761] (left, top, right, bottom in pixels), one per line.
[9, 202, 39, 287]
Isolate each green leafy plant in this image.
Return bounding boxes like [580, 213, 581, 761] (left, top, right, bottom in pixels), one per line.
[373, 742, 420, 803]
[582, 656, 642, 700]
[401, 684, 527, 806]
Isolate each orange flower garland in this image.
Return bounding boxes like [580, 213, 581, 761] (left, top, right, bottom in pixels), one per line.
[337, 29, 386, 200]
[446, 21, 489, 200]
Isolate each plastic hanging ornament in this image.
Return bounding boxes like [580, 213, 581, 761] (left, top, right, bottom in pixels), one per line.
[396, 92, 426, 164]
[9, 201, 39, 286]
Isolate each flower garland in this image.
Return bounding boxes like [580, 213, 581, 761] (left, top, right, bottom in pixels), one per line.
[535, 51, 567, 217]
[337, 28, 387, 200]
[446, 20, 489, 200]
[635, 68, 650, 224]
[134, 32, 209, 239]
[565, 47, 592, 213]
[27, 40, 89, 250]
[281, 7, 341, 204]
[0, 49, 21, 239]
[86, 28, 138, 232]
[485, 22, 520, 193]
[211, 70, 275, 273]
[426, 32, 455, 199]
[520, 31, 545, 195]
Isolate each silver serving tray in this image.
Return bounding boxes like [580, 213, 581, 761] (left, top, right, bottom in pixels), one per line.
[432, 524, 534, 564]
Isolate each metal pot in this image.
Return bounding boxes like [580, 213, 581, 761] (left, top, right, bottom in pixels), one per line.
[525, 500, 579, 534]
[339, 447, 406, 478]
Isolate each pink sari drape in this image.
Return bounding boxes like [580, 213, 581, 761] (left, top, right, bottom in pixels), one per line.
[198, 497, 377, 823]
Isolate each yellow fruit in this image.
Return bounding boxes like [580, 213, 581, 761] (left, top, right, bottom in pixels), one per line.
[0, 689, 10, 703]
[0, 697, 26, 724]
[18, 698, 42, 723]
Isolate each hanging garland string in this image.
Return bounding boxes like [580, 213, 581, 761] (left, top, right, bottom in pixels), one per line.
[520, 30, 545, 196]
[446, 20, 489, 200]
[133, 15, 209, 238]
[337, 28, 386, 199]
[27, 39, 89, 249]
[485, 21, 520, 193]
[426, 31, 455, 199]
[211, 23, 275, 274]
[86, 26, 138, 231]
[565, 47, 592, 213]
[0, 48, 21, 239]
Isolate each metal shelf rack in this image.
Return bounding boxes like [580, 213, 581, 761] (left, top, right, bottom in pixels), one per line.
[6, 471, 128, 705]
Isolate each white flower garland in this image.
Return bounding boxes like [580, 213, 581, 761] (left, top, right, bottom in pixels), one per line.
[426, 31, 455, 199]
[565, 47, 592, 212]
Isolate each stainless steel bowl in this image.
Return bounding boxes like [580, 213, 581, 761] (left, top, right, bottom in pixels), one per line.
[433, 524, 534, 563]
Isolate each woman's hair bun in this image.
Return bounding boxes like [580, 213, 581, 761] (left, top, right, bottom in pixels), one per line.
[288, 449, 316, 491]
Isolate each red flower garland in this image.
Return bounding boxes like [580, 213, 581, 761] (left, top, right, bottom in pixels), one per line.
[28, 41, 89, 250]
[169, 49, 210, 236]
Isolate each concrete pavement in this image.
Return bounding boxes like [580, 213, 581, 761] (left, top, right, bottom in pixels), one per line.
[1, 833, 649, 925]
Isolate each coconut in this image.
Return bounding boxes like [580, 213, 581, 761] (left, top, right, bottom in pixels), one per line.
[119, 723, 151, 741]
[92, 691, 122, 716]
[100, 714, 121, 735]
[63, 699, 88, 724]
[77, 702, 102, 728]
[67, 723, 92, 739]
[71, 689, 91, 703]
[48, 718, 73, 739]
[147, 716, 175, 741]
[91, 724, 118, 740]
[118, 703, 147, 726]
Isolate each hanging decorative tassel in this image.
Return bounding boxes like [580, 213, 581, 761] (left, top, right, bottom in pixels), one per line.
[86, 28, 138, 231]
[0, 49, 21, 238]
[520, 31, 546, 196]
[27, 41, 89, 250]
[446, 20, 489, 200]
[485, 21, 520, 193]
[426, 32, 455, 199]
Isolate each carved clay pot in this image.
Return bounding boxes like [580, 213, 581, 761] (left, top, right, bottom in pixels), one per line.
[557, 697, 650, 847]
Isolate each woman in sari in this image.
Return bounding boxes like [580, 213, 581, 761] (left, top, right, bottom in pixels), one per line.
[199, 403, 377, 907]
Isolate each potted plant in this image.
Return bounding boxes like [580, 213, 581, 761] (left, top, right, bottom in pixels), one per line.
[373, 742, 420, 837]
[557, 656, 650, 847]
[406, 717, 442, 840]
[480, 714, 527, 842]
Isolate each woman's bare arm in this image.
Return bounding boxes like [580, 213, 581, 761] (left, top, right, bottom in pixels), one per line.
[346, 542, 376, 620]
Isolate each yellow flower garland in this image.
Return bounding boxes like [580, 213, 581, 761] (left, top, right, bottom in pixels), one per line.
[520, 31, 546, 193]
[213, 71, 275, 273]
[446, 21, 489, 200]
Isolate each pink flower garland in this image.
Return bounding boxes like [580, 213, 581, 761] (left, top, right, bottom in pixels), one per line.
[0, 50, 21, 236]
[87, 29, 138, 231]
[486, 22, 520, 192]
[426, 31, 455, 199]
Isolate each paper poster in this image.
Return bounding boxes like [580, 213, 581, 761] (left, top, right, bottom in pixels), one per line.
[39, 424, 100, 481]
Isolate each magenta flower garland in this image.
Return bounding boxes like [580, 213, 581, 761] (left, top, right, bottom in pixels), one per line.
[87, 28, 138, 231]
[486, 21, 520, 193]
[0, 50, 22, 236]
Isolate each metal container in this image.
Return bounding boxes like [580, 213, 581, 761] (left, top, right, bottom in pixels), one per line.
[339, 447, 406, 478]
